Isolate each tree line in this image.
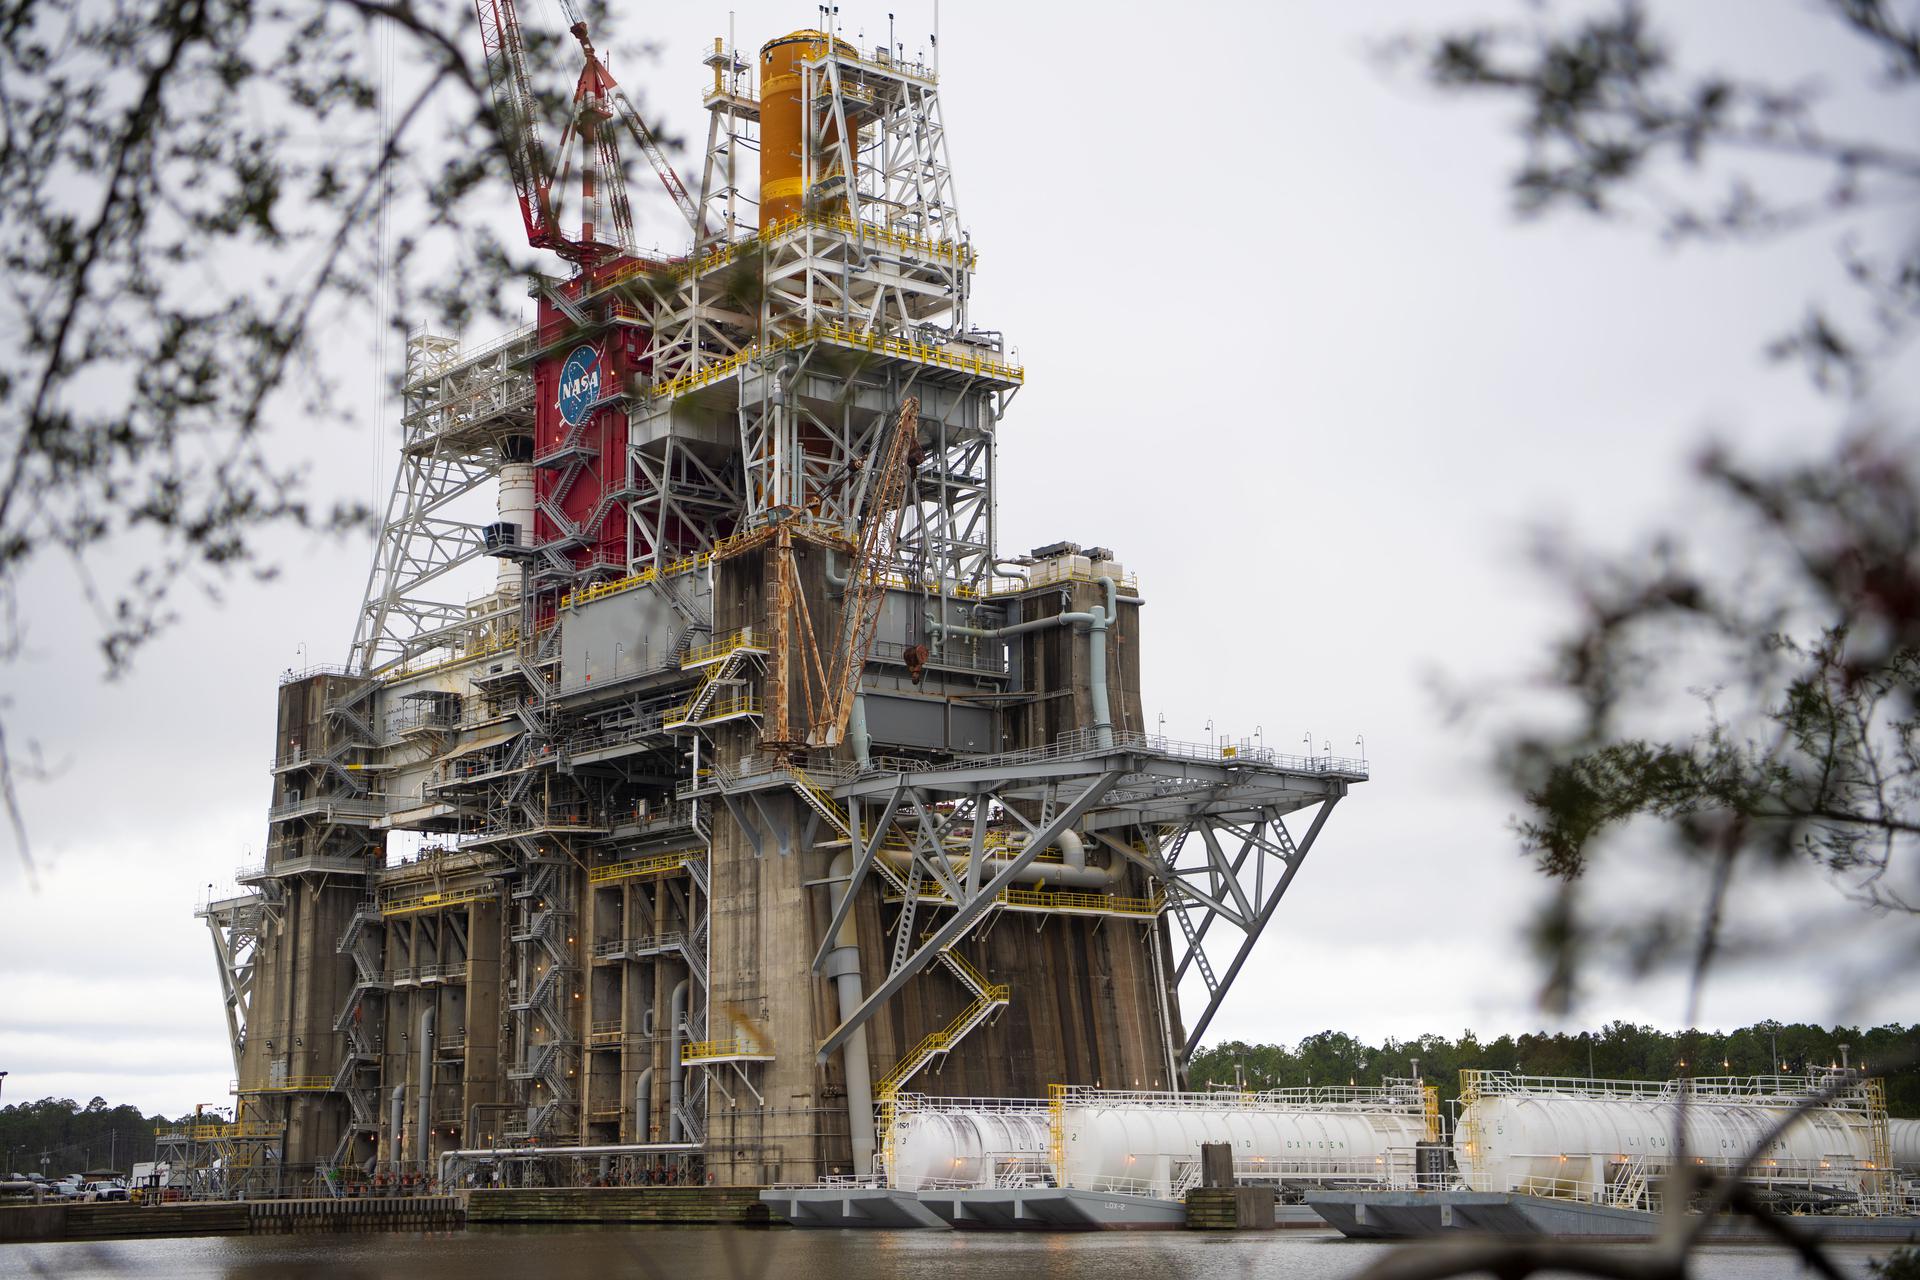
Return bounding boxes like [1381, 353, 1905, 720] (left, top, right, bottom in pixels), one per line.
[1190, 1022, 1920, 1117]
[0, 1096, 192, 1177]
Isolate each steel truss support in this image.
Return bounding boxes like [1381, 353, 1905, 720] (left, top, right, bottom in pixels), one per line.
[815, 769, 1122, 1061]
[818, 741, 1356, 1070]
[199, 893, 266, 1077]
[1135, 798, 1341, 1060]
[352, 330, 536, 674]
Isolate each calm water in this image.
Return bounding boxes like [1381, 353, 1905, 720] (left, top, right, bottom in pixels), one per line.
[0, 1228, 1901, 1280]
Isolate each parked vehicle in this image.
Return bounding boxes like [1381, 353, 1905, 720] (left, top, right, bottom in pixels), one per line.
[82, 1179, 128, 1202]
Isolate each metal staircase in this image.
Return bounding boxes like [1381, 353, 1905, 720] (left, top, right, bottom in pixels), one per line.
[787, 765, 853, 841]
[874, 948, 1009, 1099]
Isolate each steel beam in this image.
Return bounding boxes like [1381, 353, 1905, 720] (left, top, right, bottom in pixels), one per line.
[815, 769, 1121, 1062]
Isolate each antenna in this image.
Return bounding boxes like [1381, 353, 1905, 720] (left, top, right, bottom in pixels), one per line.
[933, 0, 939, 75]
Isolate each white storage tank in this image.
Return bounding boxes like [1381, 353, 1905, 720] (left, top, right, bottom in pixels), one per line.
[1893, 1117, 1920, 1174]
[1059, 1096, 1428, 1195]
[888, 1106, 1050, 1191]
[1455, 1074, 1879, 1199]
[886, 1087, 1432, 1197]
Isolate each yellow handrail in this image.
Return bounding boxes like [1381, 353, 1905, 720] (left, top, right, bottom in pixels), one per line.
[587, 849, 699, 885]
[379, 885, 499, 917]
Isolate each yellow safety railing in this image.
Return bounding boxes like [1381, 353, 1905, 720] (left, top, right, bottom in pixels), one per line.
[940, 948, 995, 996]
[651, 319, 1022, 403]
[996, 887, 1165, 918]
[1049, 1083, 1068, 1185]
[240, 1076, 333, 1094]
[681, 1036, 773, 1063]
[557, 549, 714, 612]
[589, 1020, 623, 1045]
[681, 626, 764, 667]
[587, 849, 699, 885]
[379, 884, 499, 918]
[697, 692, 760, 720]
[380, 632, 520, 684]
[597, 209, 972, 299]
[874, 981, 1008, 1097]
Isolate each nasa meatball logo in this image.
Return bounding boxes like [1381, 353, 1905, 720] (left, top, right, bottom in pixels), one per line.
[556, 344, 603, 427]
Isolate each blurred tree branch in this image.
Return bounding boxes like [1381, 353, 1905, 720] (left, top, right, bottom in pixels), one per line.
[1377, 2, 1920, 1275]
[0, 0, 626, 873]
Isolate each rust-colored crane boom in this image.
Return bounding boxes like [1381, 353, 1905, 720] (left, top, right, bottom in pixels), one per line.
[808, 397, 920, 749]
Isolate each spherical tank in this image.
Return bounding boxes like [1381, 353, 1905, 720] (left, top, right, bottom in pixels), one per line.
[889, 1108, 1050, 1191]
[1061, 1105, 1428, 1191]
[758, 30, 858, 228]
[1455, 1094, 1874, 1193]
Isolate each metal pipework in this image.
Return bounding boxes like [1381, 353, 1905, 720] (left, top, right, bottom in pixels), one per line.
[848, 692, 871, 769]
[636, 1067, 653, 1144]
[879, 828, 1121, 891]
[827, 851, 876, 1175]
[416, 1006, 435, 1169]
[930, 578, 1119, 749]
[437, 1141, 701, 1189]
[389, 1085, 405, 1169]
[667, 978, 689, 1141]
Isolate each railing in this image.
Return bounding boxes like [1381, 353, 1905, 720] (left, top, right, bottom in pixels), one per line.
[681, 626, 765, 667]
[650, 318, 1023, 403]
[401, 323, 537, 395]
[587, 849, 700, 885]
[278, 664, 354, 685]
[985, 567, 1140, 598]
[557, 549, 712, 611]
[859, 726, 1370, 780]
[1461, 1069, 1879, 1107]
[592, 931, 691, 959]
[239, 1076, 334, 1094]
[682, 1037, 773, 1063]
[378, 884, 499, 917]
[589, 1020, 623, 1046]
[668, 690, 760, 725]
[268, 795, 386, 823]
[997, 887, 1165, 918]
[1053, 1083, 1431, 1115]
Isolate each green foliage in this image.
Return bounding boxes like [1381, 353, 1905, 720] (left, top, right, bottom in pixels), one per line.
[1872, 1247, 1920, 1280]
[1191, 1021, 1920, 1116]
[0, 1096, 186, 1177]
[1406, 0, 1920, 1015]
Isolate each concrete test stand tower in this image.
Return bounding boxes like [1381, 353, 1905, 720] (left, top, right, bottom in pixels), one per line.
[194, 16, 1368, 1192]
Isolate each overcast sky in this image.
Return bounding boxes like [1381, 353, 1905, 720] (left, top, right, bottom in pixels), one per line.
[2, 1, 1915, 1118]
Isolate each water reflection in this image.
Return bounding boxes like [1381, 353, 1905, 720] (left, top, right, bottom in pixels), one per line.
[0, 1228, 1896, 1280]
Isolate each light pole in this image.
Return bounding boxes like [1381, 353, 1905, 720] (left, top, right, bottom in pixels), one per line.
[1354, 733, 1366, 761]
[295, 641, 307, 670]
[1302, 731, 1313, 762]
[1205, 719, 1214, 752]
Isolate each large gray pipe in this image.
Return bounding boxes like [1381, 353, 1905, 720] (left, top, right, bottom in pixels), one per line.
[880, 827, 1118, 890]
[636, 1067, 654, 1144]
[931, 579, 1119, 749]
[849, 692, 871, 769]
[416, 1006, 435, 1171]
[827, 851, 876, 1176]
[389, 1085, 405, 1169]
[667, 979, 689, 1142]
